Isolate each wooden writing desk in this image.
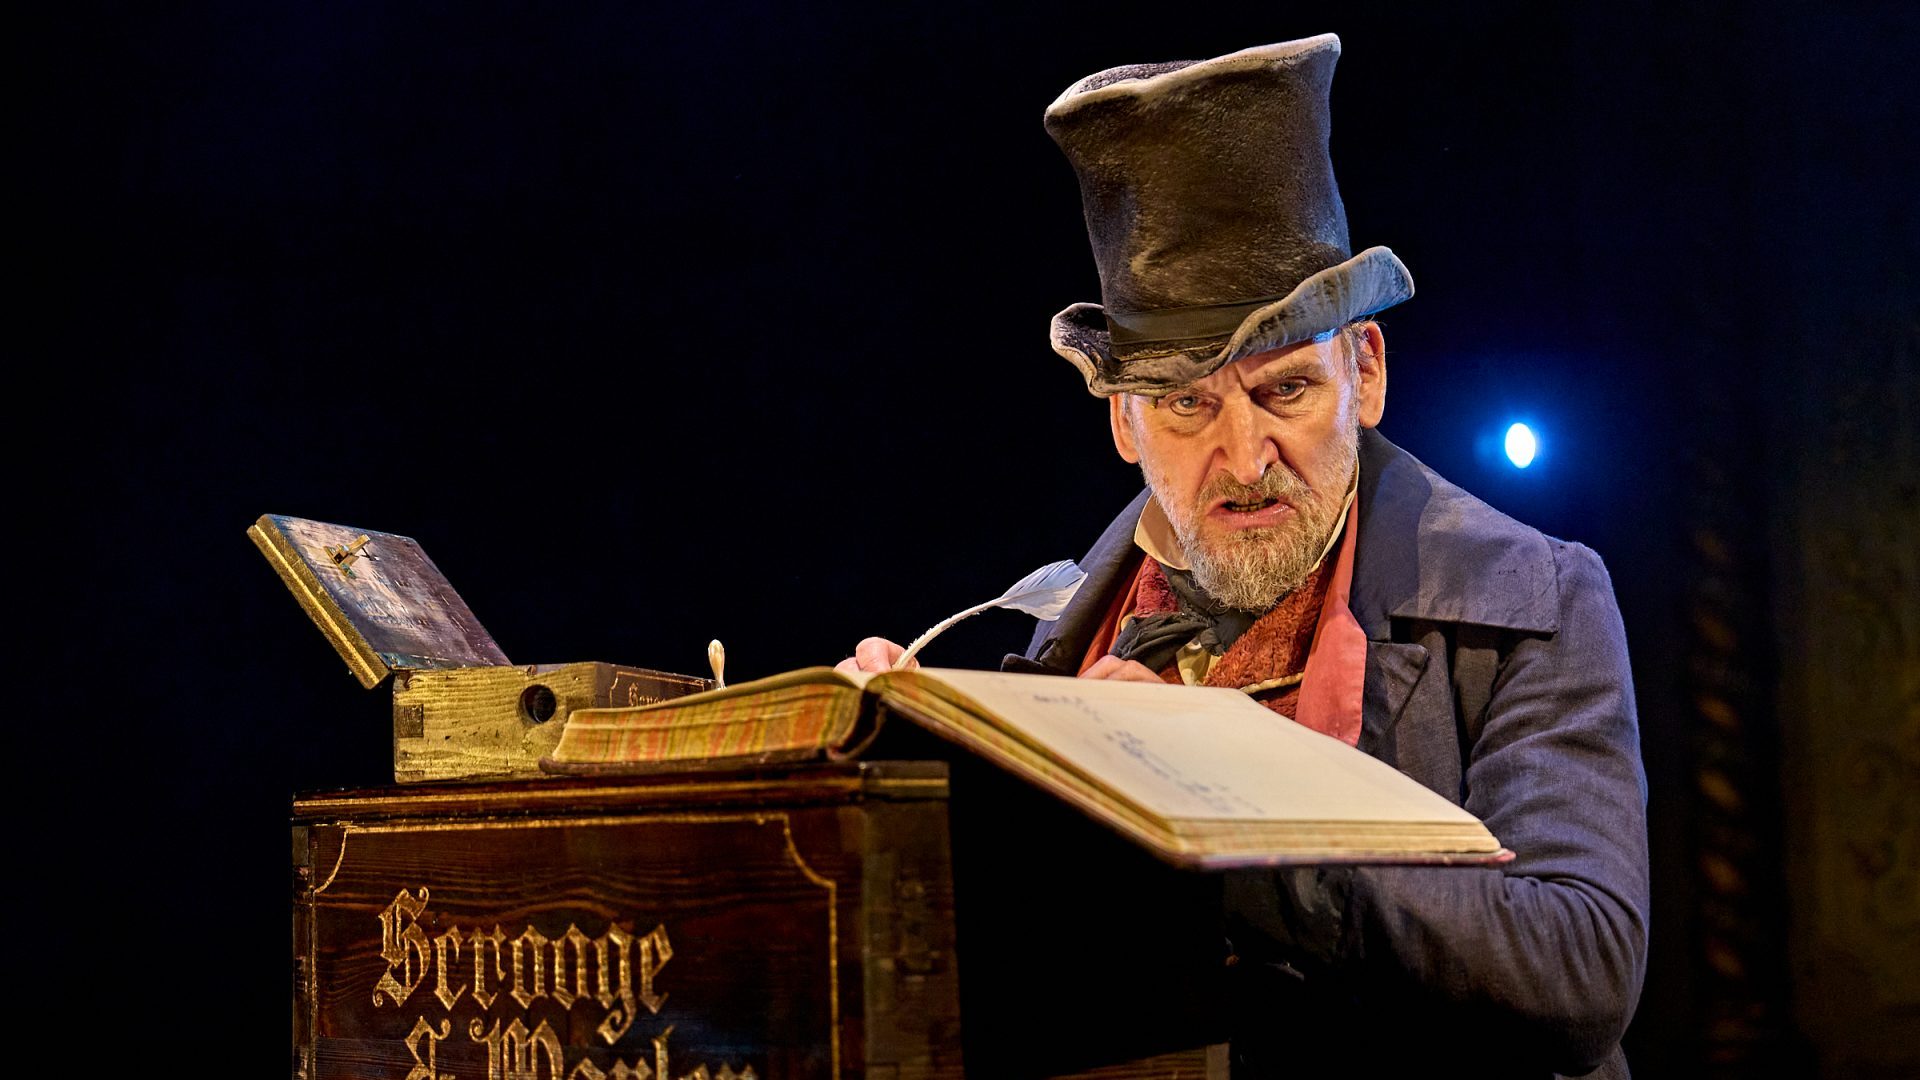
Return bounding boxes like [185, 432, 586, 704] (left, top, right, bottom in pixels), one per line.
[293, 760, 1225, 1079]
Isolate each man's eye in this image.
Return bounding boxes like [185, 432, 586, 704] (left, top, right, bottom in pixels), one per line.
[1264, 380, 1308, 402]
[1166, 394, 1205, 416]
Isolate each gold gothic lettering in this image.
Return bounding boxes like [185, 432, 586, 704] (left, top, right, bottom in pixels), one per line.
[472, 925, 509, 1010]
[435, 926, 467, 1010]
[635, 924, 672, 1016]
[510, 927, 551, 1009]
[376, 892, 670, 1038]
[602, 923, 637, 1043]
[376, 888, 745, 1080]
[404, 1016, 453, 1080]
[553, 926, 591, 1009]
[562, 1026, 759, 1080]
[376, 887, 432, 1007]
[467, 1019, 755, 1080]
[555, 923, 647, 1043]
[471, 1017, 566, 1080]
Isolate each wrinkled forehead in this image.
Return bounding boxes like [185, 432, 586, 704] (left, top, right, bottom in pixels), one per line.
[1142, 330, 1353, 400]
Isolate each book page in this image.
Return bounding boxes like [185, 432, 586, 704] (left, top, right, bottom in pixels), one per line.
[906, 669, 1481, 825]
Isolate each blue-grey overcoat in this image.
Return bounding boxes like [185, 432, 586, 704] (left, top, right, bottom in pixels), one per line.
[1014, 428, 1650, 1079]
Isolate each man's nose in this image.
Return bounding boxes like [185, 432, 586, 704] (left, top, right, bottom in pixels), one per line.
[1215, 397, 1276, 486]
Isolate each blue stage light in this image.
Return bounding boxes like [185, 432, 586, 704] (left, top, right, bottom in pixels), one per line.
[1504, 423, 1538, 468]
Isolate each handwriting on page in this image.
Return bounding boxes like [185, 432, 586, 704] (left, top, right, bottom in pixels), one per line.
[918, 668, 1484, 825]
[1031, 691, 1265, 817]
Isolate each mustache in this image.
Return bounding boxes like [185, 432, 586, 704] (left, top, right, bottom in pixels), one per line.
[1198, 464, 1312, 506]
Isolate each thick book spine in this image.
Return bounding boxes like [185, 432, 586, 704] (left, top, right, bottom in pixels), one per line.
[548, 684, 866, 769]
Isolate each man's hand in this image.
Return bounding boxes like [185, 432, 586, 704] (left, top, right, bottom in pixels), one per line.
[835, 637, 919, 675]
[1079, 655, 1167, 683]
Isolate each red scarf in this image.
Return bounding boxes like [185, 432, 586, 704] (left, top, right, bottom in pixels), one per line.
[1080, 512, 1367, 746]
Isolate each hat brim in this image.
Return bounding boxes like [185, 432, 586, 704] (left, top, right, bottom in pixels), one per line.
[1050, 246, 1414, 396]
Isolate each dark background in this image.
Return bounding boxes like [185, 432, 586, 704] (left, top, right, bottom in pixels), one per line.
[36, 2, 1916, 1075]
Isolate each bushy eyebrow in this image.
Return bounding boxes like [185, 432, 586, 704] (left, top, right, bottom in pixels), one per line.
[1245, 359, 1322, 386]
[1145, 358, 1325, 409]
[1251, 355, 1328, 376]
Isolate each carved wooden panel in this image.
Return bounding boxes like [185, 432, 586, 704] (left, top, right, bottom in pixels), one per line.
[292, 767, 962, 1080]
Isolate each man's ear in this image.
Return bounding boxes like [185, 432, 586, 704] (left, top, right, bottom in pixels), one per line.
[1109, 394, 1141, 463]
[1355, 321, 1388, 429]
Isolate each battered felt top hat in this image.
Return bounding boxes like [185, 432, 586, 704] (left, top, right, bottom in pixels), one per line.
[1045, 35, 1413, 396]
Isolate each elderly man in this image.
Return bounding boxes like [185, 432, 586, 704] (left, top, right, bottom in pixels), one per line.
[842, 35, 1648, 1079]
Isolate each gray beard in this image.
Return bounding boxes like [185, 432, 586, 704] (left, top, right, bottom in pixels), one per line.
[1182, 511, 1338, 612]
[1155, 446, 1355, 613]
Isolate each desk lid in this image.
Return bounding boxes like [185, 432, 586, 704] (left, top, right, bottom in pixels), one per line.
[249, 513, 510, 688]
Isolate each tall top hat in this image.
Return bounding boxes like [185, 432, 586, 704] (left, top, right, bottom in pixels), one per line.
[1045, 35, 1413, 396]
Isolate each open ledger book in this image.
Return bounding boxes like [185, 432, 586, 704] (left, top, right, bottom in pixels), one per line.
[546, 666, 1507, 870]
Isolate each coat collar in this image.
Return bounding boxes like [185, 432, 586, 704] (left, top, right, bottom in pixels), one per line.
[1021, 429, 1557, 670]
[1350, 427, 1559, 639]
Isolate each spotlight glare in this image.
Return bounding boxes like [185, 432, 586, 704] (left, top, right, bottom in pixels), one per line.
[1504, 423, 1537, 468]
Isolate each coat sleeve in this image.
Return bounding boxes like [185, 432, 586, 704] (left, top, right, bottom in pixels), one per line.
[1223, 540, 1650, 1076]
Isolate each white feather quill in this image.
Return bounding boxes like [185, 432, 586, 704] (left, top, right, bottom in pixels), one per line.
[892, 560, 1087, 670]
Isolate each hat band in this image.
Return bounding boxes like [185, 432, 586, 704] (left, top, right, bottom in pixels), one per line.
[1105, 292, 1295, 348]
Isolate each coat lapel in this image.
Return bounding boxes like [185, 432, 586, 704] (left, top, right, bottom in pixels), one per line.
[1349, 428, 1557, 800]
[1351, 428, 1561, 638]
[1359, 641, 1429, 763]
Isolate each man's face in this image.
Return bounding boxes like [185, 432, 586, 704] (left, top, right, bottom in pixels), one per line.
[1110, 323, 1387, 611]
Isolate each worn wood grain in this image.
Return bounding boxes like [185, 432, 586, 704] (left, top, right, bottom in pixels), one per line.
[294, 762, 961, 1080]
[249, 514, 510, 688]
[391, 662, 709, 783]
